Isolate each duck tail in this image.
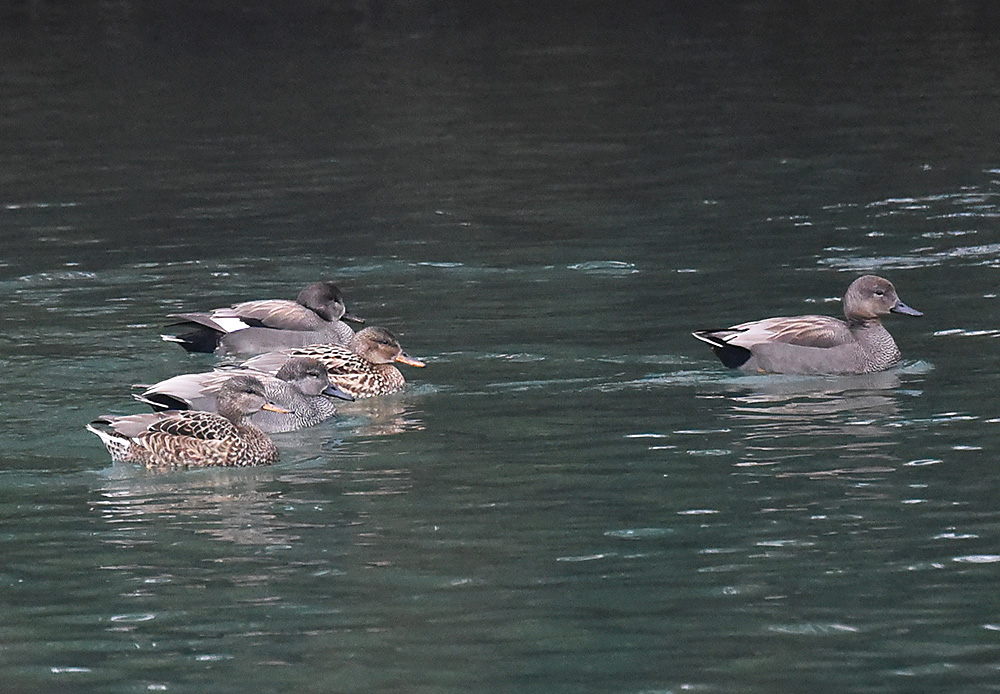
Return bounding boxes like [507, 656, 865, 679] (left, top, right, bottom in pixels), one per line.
[85, 419, 134, 461]
[691, 330, 752, 369]
[160, 326, 222, 353]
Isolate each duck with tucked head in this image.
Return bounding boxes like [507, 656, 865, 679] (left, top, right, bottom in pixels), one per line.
[241, 326, 426, 398]
[87, 375, 288, 468]
[133, 357, 355, 433]
[693, 275, 922, 375]
[162, 281, 364, 356]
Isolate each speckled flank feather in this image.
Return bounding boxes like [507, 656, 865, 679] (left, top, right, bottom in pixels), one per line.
[328, 364, 406, 399]
[135, 425, 276, 469]
[88, 411, 279, 468]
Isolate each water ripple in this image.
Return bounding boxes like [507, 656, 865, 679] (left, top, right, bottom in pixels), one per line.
[17, 270, 99, 284]
[822, 243, 1000, 271]
[768, 623, 859, 636]
[605, 528, 675, 540]
[556, 553, 614, 562]
[953, 555, 1000, 564]
[567, 260, 639, 275]
[933, 328, 1000, 338]
[109, 613, 156, 623]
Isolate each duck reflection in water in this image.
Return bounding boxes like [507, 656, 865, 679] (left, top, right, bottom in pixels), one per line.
[93, 465, 297, 548]
[707, 369, 925, 474]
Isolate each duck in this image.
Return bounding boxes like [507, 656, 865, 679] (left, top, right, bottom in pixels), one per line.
[241, 326, 426, 398]
[86, 375, 287, 468]
[162, 281, 364, 356]
[692, 275, 922, 375]
[133, 357, 355, 433]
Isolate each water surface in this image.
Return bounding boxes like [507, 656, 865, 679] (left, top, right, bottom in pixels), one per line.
[4, 2, 1000, 692]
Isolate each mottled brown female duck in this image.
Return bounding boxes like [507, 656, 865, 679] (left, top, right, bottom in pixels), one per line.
[241, 326, 426, 398]
[133, 357, 354, 434]
[162, 281, 364, 356]
[693, 275, 922, 375]
[87, 375, 287, 468]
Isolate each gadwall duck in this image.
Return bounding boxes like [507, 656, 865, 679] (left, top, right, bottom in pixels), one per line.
[87, 375, 286, 468]
[133, 357, 355, 434]
[693, 275, 922, 375]
[241, 326, 426, 398]
[162, 281, 364, 356]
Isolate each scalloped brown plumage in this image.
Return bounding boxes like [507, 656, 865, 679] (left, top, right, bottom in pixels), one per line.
[86, 376, 286, 468]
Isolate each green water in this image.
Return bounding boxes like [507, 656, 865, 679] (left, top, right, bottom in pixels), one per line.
[4, 2, 1000, 692]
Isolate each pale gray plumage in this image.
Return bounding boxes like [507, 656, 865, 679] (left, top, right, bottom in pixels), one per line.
[134, 357, 354, 433]
[693, 275, 922, 375]
[162, 281, 363, 356]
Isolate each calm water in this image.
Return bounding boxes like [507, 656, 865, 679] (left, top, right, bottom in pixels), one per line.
[5, 2, 1000, 692]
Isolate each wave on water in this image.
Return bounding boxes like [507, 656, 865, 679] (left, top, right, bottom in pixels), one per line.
[933, 328, 1000, 338]
[819, 181, 1000, 271]
[16, 270, 99, 284]
[567, 260, 639, 276]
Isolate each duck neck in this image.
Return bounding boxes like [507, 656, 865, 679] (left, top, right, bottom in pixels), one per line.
[233, 416, 270, 443]
[217, 402, 251, 426]
[846, 316, 881, 330]
[850, 319, 900, 370]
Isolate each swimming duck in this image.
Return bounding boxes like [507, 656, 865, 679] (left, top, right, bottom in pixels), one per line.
[693, 275, 922, 375]
[87, 375, 286, 468]
[241, 326, 426, 398]
[133, 357, 355, 433]
[162, 281, 364, 356]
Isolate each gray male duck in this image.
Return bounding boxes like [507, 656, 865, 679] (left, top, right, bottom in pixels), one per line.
[693, 275, 922, 375]
[133, 357, 355, 433]
[162, 281, 364, 356]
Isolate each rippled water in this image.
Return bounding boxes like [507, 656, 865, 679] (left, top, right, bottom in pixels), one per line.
[5, 2, 1000, 692]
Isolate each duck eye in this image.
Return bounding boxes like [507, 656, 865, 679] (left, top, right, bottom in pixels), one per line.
[874, 290, 884, 296]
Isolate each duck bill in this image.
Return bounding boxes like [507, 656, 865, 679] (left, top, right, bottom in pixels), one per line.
[322, 384, 356, 401]
[342, 311, 365, 324]
[261, 402, 293, 414]
[891, 301, 923, 317]
[394, 352, 426, 368]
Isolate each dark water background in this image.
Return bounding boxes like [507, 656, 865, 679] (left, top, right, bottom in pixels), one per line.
[4, 1, 1000, 692]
